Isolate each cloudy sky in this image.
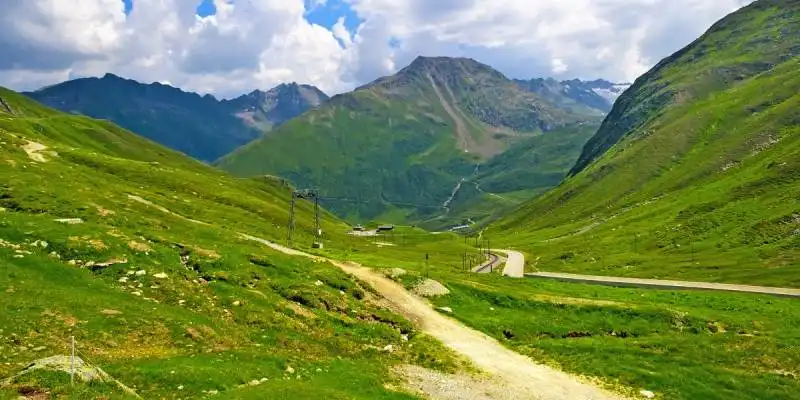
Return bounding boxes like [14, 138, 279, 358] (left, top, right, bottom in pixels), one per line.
[0, 0, 753, 98]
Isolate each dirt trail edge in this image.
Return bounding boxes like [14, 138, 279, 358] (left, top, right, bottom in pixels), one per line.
[240, 234, 626, 400]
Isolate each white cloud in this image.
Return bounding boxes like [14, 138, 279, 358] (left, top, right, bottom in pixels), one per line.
[0, 0, 755, 97]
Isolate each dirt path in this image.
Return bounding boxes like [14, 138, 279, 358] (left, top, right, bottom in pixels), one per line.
[492, 250, 525, 278]
[527, 272, 800, 297]
[240, 234, 625, 400]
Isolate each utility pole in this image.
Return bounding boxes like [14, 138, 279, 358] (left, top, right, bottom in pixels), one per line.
[70, 335, 75, 385]
[287, 189, 322, 249]
[288, 195, 297, 247]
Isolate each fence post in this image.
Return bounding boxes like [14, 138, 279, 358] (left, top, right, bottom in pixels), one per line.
[70, 336, 75, 385]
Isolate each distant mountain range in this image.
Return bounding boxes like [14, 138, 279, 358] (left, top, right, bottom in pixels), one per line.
[513, 78, 630, 114]
[24, 75, 329, 161]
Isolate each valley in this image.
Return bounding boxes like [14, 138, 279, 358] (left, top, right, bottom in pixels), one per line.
[1, 0, 799, 399]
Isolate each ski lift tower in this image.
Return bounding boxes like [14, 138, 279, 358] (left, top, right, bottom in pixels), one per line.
[287, 189, 323, 248]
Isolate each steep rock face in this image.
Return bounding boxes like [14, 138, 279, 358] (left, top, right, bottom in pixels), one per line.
[24, 75, 328, 162]
[218, 56, 601, 224]
[490, 0, 800, 282]
[224, 83, 329, 130]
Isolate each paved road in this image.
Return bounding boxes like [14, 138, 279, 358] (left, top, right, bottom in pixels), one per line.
[472, 253, 502, 273]
[527, 272, 800, 297]
[492, 250, 525, 278]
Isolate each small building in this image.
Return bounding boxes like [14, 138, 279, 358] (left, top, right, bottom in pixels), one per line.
[377, 225, 394, 232]
[352, 225, 365, 232]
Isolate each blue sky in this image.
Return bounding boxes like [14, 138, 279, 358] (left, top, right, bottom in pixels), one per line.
[122, 0, 361, 32]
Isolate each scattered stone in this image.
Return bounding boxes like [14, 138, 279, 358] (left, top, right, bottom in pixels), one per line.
[385, 268, 408, 279]
[54, 218, 83, 225]
[134, 270, 147, 277]
[260, 377, 269, 383]
[232, 300, 241, 306]
[101, 309, 122, 315]
[32, 346, 46, 352]
[177, 385, 184, 390]
[32, 240, 48, 248]
[68, 260, 77, 266]
[96, 258, 128, 268]
[436, 307, 453, 314]
[153, 272, 168, 279]
[131, 290, 142, 296]
[314, 280, 324, 287]
[286, 366, 295, 374]
[128, 240, 152, 252]
[249, 379, 261, 386]
[126, 270, 135, 276]
[412, 279, 450, 297]
[48, 251, 61, 259]
[640, 390, 655, 399]
[118, 277, 129, 283]
[382, 344, 394, 353]
[12, 255, 23, 259]
[208, 390, 219, 395]
[401, 334, 409, 342]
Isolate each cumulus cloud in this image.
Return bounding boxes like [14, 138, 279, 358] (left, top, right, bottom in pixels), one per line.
[0, 0, 754, 97]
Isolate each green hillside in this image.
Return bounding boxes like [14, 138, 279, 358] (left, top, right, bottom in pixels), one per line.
[218, 56, 600, 226]
[490, 0, 800, 286]
[0, 87, 462, 399]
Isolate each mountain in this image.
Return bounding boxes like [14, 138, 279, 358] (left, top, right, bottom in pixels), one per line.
[224, 83, 329, 131]
[218, 56, 602, 225]
[490, 0, 800, 285]
[513, 78, 629, 114]
[23, 75, 328, 162]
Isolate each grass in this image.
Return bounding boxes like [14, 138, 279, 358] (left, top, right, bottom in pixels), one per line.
[0, 87, 466, 399]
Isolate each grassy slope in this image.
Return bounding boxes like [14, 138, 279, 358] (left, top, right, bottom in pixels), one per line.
[490, 0, 800, 286]
[0, 87, 464, 399]
[218, 57, 598, 225]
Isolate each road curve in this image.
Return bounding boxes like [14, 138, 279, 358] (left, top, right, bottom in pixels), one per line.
[527, 272, 800, 298]
[492, 249, 525, 278]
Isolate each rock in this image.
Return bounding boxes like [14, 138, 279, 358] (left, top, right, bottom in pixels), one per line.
[131, 290, 142, 296]
[134, 270, 146, 276]
[9, 355, 105, 382]
[153, 272, 168, 279]
[412, 279, 450, 297]
[249, 379, 261, 386]
[640, 390, 655, 399]
[232, 300, 241, 306]
[177, 385, 184, 390]
[208, 390, 219, 395]
[48, 251, 60, 259]
[382, 344, 394, 353]
[401, 334, 409, 341]
[437, 307, 453, 313]
[126, 270, 135, 276]
[385, 268, 408, 279]
[54, 218, 84, 225]
[33, 346, 46, 352]
[286, 366, 295, 374]
[260, 377, 269, 383]
[101, 309, 122, 315]
[314, 280, 324, 287]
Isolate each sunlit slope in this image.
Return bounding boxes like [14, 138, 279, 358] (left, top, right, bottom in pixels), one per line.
[490, 0, 800, 286]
